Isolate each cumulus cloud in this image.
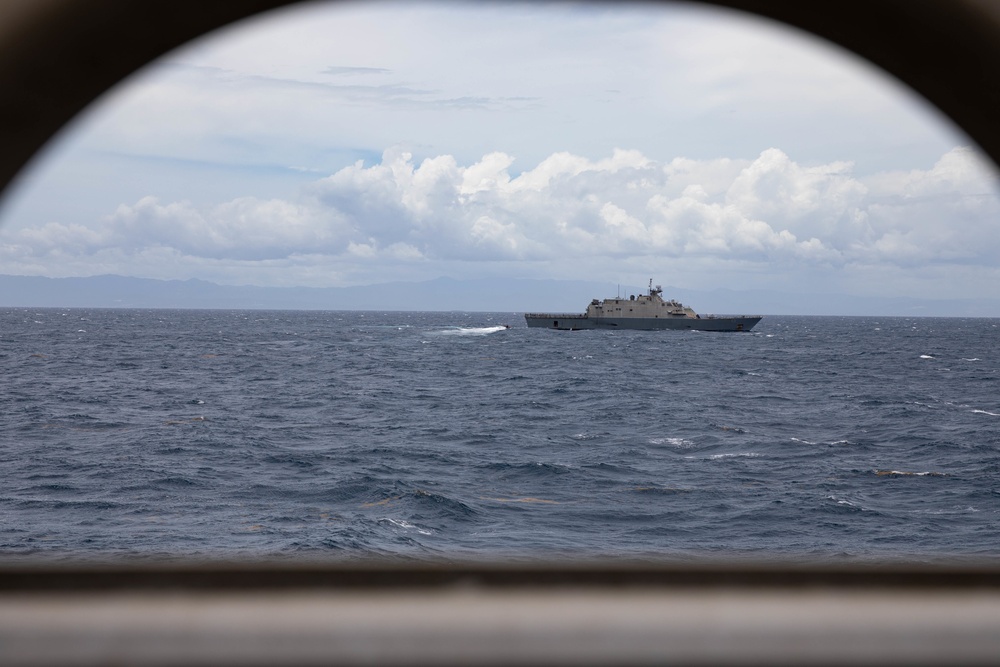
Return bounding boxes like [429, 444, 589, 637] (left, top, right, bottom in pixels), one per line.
[99, 196, 345, 261]
[5, 146, 998, 287]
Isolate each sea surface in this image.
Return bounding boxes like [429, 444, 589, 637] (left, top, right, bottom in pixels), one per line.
[2, 309, 999, 564]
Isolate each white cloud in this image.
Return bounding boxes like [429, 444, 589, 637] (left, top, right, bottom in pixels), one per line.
[4, 146, 997, 293]
[857, 148, 1000, 266]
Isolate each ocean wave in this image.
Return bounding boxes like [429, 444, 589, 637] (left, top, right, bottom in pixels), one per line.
[691, 452, 762, 460]
[480, 461, 573, 478]
[873, 470, 948, 477]
[649, 437, 693, 447]
[379, 518, 432, 535]
[911, 506, 979, 515]
[629, 486, 691, 495]
[435, 325, 510, 336]
[480, 496, 561, 504]
[824, 495, 868, 512]
[410, 489, 478, 518]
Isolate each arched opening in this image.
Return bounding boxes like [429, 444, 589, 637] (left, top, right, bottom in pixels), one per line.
[2, 2, 1000, 664]
[3, 0, 997, 562]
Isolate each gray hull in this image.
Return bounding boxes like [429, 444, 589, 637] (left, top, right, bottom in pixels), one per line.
[524, 314, 762, 332]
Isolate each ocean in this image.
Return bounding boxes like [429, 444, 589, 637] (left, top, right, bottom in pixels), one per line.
[2, 308, 999, 564]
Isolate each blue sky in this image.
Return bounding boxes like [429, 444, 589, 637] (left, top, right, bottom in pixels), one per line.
[1, 1, 998, 300]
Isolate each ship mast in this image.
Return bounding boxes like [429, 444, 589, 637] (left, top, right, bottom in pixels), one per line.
[648, 278, 662, 297]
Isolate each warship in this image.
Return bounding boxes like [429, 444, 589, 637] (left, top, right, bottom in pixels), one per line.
[524, 280, 762, 331]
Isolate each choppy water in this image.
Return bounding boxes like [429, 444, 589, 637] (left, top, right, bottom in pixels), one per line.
[2, 309, 999, 563]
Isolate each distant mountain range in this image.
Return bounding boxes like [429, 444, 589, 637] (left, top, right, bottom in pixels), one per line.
[1, 274, 998, 316]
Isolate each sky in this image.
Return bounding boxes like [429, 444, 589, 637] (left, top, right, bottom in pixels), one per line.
[0, 0, 998, 301]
